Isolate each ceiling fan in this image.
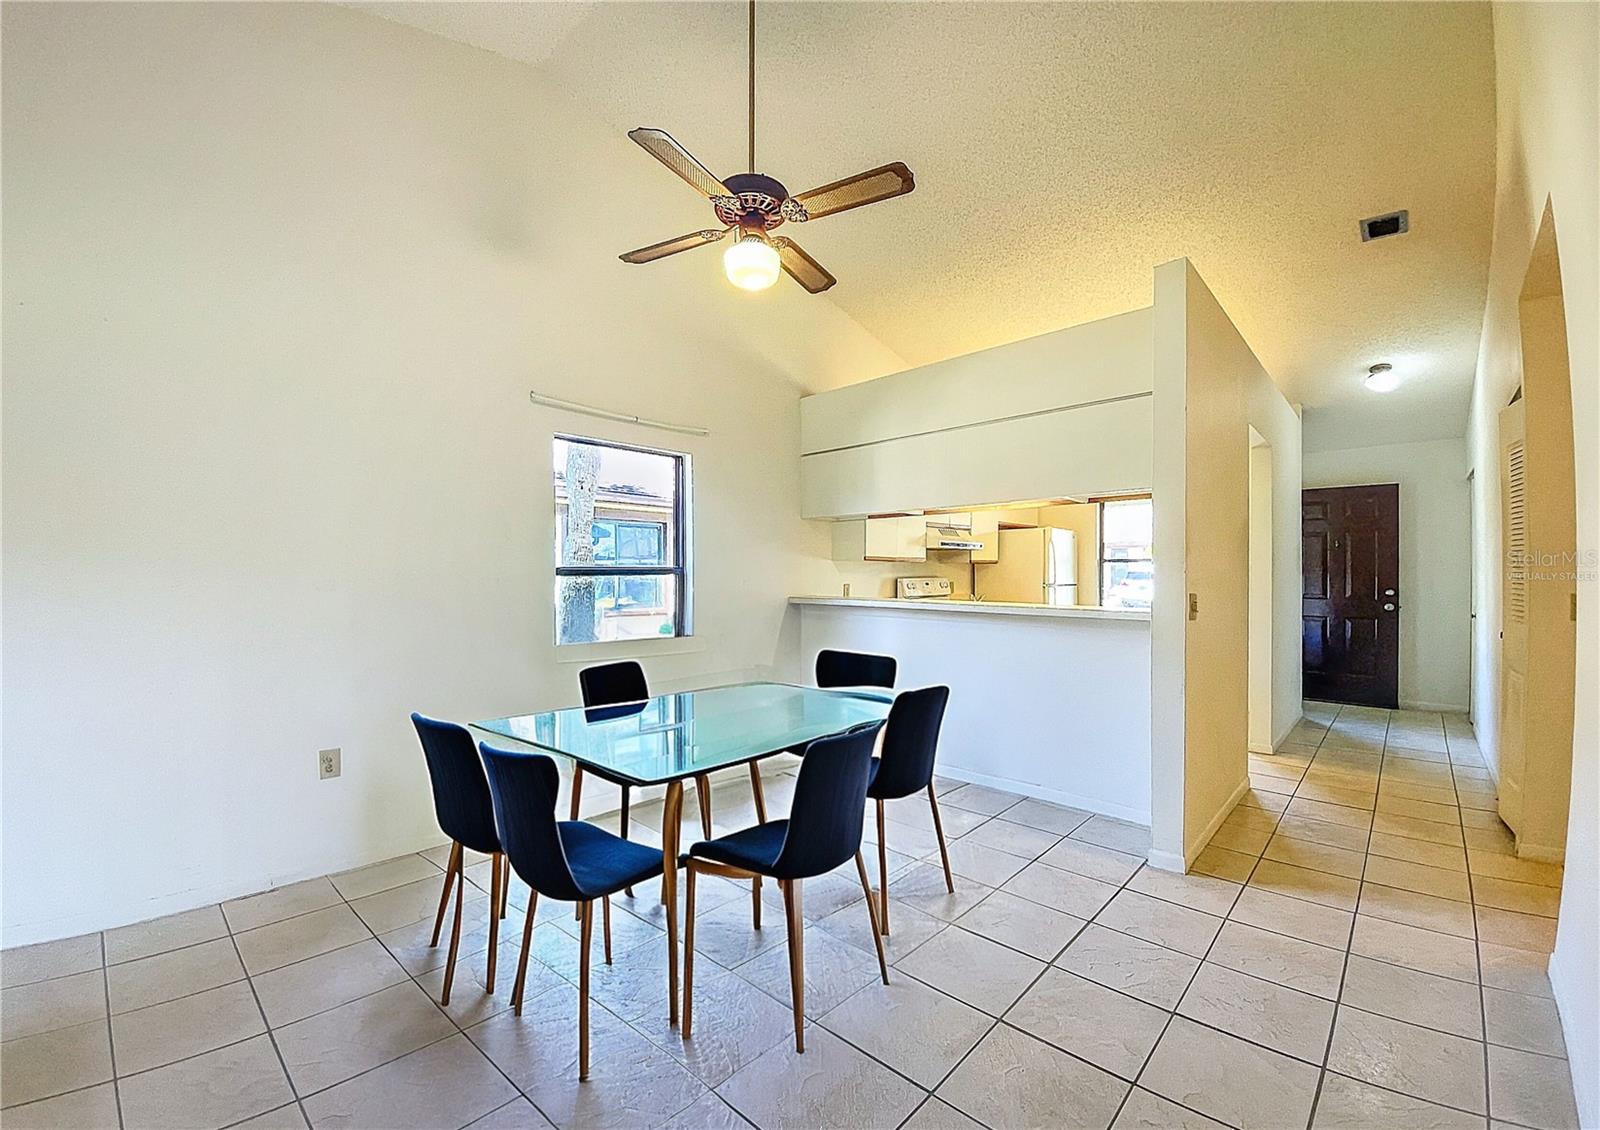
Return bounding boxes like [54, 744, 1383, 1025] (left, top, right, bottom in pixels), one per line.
[618, 0, 915, 294]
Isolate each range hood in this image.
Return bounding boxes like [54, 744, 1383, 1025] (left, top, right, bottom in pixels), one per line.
[926, 526, 985, 551]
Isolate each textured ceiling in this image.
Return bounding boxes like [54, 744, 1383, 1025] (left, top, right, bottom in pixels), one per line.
[362, 2, 1496, 445]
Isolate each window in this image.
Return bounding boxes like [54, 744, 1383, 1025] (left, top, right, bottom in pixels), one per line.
[1099, 496, 1153, 610]
[553, 436, 689, 645]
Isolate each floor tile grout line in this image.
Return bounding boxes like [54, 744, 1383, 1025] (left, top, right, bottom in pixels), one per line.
[1109, 839, 1265, 1126]
[101, 930, 125, 1130]
[223, 925, 312, 1129]
[883, 829, 1160, 1128]
[1305, 704, 1384, 1130]
[1069, 828, 1230, 1128]
[1459, 730, 1496, 1122]
[326, 866, 571, 1130]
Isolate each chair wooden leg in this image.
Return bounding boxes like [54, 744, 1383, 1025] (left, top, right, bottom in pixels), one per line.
[749, 762, 768, 822]
[602, 896, 613, 965]
[512, 891, 537, 1015]
[683, 864, 698, 1039]
[695, 774, 713, 839]
[621, 786, 634, 898]
[662, 780, 685, 1026]
[782, 879, 805, 1052]
[486, 853, 501, 992]
[500, 866, 510, 919]
[752, 874, 762, 930]
[578, 900, 593, 1081]
[876, 799, 891, 936]
[572, 767, 587, 921]
[854, 852, 889, 985]
[440, 848, 465, 1006]
[430, 842, 460, 947]
[928, 784, 956, 894]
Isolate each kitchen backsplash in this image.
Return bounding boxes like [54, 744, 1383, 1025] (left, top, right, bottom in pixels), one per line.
[828, 554, 974, 599]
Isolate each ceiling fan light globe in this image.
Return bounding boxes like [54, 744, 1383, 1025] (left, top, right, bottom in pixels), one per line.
[724, 236, 780, 291]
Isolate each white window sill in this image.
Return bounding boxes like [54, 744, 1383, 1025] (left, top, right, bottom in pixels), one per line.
[554, 634, 706, 664]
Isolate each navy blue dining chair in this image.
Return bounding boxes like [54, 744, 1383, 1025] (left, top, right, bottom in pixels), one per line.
[815, 649, 897, 690]
[411, 713, 510, 1005]
[681, 724, 889, 1052]
[573, 661, 767, 890]
[479, 743, 665, 1081]
[866, 686, 954, 936]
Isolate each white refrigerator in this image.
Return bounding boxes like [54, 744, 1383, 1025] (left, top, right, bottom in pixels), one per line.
[974, 528, 1079, 605]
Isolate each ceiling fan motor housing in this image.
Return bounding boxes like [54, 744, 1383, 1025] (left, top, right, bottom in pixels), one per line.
[716, 172, 792, 230]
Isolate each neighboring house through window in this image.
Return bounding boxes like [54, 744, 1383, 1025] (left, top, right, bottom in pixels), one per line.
[553, 436, 689, 645]
[1099, 495, 1154, 610]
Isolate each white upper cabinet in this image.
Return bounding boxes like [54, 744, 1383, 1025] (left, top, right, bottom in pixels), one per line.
[831, 516, 928, 562]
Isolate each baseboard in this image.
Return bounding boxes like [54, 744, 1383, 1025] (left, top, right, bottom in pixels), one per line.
[1516, 841, 1567, 865]
[1247, 741, 1274, 755]
[2, 835, 441, 949]
[935, 764, 1150, 825]
[1400, 698, 1470, 713]
[1171, 774, 1251, 872]
[1145, 848, 1186, 872]
[1547, 941, 1598, 1129]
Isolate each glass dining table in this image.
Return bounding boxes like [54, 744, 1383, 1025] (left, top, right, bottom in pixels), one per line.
[473, 681, 893, 1026]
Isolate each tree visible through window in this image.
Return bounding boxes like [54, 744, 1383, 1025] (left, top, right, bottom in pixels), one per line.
[554, 437, 688, 644]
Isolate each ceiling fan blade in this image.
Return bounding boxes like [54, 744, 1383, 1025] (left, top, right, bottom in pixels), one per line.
[773, 238, 836, 293]
[787, 162, 914, 222]
[619, 227, 732, 264]
[627, 128, 730, 198]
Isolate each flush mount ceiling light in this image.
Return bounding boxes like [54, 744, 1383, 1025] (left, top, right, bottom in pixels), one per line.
[1364, 363, 1400, 393]
[617, 0, 916, 294]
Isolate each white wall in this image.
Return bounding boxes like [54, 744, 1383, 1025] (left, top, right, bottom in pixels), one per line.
[1150, 259, 1303, 870]
[1466, 4, 1598, 1121]
[796, 606, 1152, 821]
[1304, 439, 1472, 712]
[1248, 438, 1274, 751]
[0, 3, 904, 945]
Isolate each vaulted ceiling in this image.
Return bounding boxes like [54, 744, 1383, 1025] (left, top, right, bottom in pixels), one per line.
[360, 1, 1497, 448]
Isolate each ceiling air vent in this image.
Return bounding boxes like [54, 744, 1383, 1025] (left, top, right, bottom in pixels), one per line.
[1360, 210, 1409, 242]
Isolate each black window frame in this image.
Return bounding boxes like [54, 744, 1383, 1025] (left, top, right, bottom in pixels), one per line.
[554, 434, 689, 644]
[1096, 494, 1154, 605]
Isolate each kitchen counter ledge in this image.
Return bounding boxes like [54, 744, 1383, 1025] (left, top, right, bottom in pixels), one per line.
[788, 596, 1150, 622]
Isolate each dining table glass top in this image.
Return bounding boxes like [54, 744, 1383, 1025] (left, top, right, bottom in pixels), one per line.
[472, 681, 893, 787]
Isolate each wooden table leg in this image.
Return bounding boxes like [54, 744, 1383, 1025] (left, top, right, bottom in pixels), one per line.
[749, 761, 768, 822]
[750, 761, 767, 928]
[695, 774, 713, 840]
[661, 779, 684, 1027]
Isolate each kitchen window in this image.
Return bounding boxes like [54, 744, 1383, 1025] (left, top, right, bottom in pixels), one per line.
[553, 436, 689, 645]
[1099, 496, 1153, 610]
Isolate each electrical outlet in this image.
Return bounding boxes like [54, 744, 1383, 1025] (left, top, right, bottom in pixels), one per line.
[319, 748, 341, 780]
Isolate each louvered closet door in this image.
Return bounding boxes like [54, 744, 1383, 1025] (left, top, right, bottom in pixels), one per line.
[1498, 397, 1528, 833]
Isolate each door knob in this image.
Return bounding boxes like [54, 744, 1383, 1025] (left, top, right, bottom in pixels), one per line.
[1383, 603, 1396, 611]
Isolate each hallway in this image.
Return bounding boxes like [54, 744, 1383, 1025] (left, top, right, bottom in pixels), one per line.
[1197, 700, 1577, 1127]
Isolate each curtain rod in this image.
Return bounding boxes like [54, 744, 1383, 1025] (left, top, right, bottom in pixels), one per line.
[528, 391, 710, 437]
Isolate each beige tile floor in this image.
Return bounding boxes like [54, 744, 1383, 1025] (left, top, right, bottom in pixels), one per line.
[1, 705, 1580, 1129]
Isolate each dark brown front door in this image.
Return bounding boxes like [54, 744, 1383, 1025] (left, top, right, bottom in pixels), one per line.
[1302, 484, 1400, 708]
